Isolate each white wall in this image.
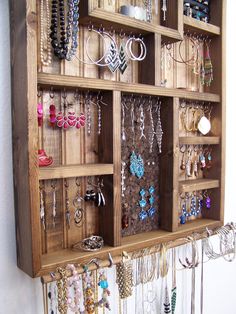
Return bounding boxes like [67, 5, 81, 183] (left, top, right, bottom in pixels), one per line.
[0, 1, 235, 313]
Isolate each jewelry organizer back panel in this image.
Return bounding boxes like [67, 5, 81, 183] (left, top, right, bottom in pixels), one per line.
[121, 95, 162, 236]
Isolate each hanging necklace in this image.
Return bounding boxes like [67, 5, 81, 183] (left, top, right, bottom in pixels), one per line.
[50, 0, 68, 59]
[66, 0, 80, 61]
[40, 0, 52, 66]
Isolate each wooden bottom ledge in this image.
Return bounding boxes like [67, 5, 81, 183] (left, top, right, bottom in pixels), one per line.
[38, 219, 221, 277]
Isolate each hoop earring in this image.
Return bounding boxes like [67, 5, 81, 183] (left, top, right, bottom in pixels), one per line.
[125, 36, 147, 61]
[84, 28, 118, 67]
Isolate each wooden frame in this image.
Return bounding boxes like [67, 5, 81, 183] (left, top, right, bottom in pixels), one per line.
[10, 0, 226, 277]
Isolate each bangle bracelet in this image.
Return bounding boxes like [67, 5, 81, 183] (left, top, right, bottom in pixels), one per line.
[73, 235, 104, 252]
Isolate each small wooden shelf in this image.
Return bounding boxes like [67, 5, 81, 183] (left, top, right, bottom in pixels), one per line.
[184, 16, 221, 36]
[39, 218, 221, 276]
[179, 136, 220, 145]
[38, 73, 220, 102]
[179, 179, 220, 193]
[39, 164, 114, 180]
[81, 7, 182, 42]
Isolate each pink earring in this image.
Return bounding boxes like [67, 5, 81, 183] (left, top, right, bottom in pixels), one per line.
[75, 113, 86, 129]
[37, 103, 43, 127]
[49, 104, 57, 127]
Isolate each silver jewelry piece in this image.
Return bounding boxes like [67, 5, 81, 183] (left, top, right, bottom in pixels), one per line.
[149, 100, 155, 153]
[121, 161, 126, 197]
[156, 101, 163, 153]
[162, 0, 167, 21]
[40, 185, 45, 230]
[121, 101, 126, 141]
[139, 102, 146, 140]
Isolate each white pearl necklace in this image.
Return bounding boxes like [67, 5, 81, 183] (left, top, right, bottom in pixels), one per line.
[40, 0, 52, 66]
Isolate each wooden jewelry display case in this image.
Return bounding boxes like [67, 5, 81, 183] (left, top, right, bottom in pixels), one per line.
[10, 0, 225, 277]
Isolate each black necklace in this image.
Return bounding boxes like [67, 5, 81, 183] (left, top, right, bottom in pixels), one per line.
[50, 0, 68, 59]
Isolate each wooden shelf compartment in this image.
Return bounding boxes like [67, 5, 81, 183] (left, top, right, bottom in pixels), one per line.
[179, 136, 220, 145]
[179, 179, 220, 193]
[38, 218, 222, 276]
[80, 1, 182, 42]
[184, 16, 221, 36]
[39, 164, 114, 180]
[38, 73, 220, 102]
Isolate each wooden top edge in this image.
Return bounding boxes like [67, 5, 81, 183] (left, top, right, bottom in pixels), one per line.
[38, 73, 220, 102]
[183, 16, 221, 36]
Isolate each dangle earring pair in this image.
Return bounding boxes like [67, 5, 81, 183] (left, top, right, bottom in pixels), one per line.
[49, 91, 86, 130]
[138, 186, 156, 220]
[84, 179, 106, 207]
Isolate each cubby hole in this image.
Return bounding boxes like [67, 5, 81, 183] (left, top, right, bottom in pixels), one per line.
[120, 94, 175, 237]
[177, 187, 221, 228]
[40, 174, 114, 257]
[37, 89, 114, 167]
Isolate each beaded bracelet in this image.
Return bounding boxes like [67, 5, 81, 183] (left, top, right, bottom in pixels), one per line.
[56, 267, 68, 314]
[66, 264, 82, 312]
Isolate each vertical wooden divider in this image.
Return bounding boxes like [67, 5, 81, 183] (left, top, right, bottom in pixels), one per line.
[98, 91, 121, 246]
[159, 97, 179, 232]
[10, 0, 41, 276]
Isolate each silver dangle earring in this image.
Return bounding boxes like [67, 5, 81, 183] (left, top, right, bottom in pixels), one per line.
[143, 0, 152, 22]
[40, 182, 46, 230]
[73, 178, 84, 227]
[156, 100, 163, 153]
[148, 97, 155, 154]
[65, 179, 71, 229]
[139, 99, 146, 140]
[162, 0, 167, 21]
[97, 101, 102, 135]
[121, 100, 126, 141]
[186, 148, 192, 177]
[51, 180, 57, 228]
[86, 93, 92, 136]
[121, 161, 126, 197]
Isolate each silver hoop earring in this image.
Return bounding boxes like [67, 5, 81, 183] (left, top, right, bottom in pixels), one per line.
[125, 37, 147, 61]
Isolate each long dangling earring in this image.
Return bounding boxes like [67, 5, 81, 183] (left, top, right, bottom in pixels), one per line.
[64, 179, 71, 229]
[186, 148, 192, 177]
[40, 182, 46, 230]
[204, 40, 213, 87]
[156, 100, 163, 154]
[139, 189, 148, 221]
[86, 93, 92, 136]
[204, 190, 211, 209]
[180, 145, 186, 171]
[105, 29, 121, 73]
[73, 178, 84, 227]
[179, 193, 187, 225]
[121, 101, 126, 141]
[148, 186, 156, 217]
[119, 32, 128, 74]
[51, 180, 57, 228]
[121, 161, 126, 198]
[148, 98, 155, 154]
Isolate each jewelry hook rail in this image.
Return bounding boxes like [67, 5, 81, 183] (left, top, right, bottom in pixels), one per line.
[41, 222, 236, 284]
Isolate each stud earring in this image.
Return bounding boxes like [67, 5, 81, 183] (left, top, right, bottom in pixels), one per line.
[148, 186, 156, 217]
[139, 189, 148, 220]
